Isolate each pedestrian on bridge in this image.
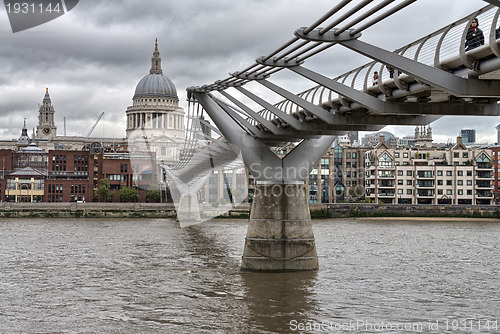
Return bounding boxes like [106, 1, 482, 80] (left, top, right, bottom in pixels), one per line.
[372, 71, 379, 86]
[465, 18, 484, 51]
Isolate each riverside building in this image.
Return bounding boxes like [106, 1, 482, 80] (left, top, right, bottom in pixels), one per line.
[364, 135, 494, 205]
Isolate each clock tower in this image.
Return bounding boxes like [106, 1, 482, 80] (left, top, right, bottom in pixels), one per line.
[36, 88, 57, 139]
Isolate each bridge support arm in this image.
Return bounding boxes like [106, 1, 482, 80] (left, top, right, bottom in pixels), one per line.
[340, 39, 500, 98]
[289, 65, 387, 112]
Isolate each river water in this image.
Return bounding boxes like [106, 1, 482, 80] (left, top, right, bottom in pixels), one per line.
[0, 218, 499, 334]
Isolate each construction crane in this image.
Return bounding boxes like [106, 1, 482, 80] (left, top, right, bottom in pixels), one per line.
[86, 112, 104, 137]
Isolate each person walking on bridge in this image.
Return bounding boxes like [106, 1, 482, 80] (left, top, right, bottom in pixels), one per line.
[465, 18, 484, 51]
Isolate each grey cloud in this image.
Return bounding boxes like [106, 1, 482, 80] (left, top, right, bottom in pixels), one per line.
[0, 0, 495, 143]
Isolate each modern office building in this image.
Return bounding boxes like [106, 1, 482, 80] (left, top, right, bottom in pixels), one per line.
[361, 131, 398, 148]
[460, 129, 476, 144]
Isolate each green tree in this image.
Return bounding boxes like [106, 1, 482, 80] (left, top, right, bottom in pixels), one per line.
[146, 185, 161, 203]
[349, 185, 364, 199]
[94, 178, 114, 202]
[120, 186, 139, 202]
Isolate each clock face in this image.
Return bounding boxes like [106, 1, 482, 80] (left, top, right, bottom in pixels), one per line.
[43, 127, 51, 135]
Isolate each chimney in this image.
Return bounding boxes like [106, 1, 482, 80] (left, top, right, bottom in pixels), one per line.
[457, 136, 463, 145]
[379, 134, 385, 144]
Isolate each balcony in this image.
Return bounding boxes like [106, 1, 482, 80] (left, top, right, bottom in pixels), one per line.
[476, 172, 493, 180]
[417, 190, 434, 197]
[378, 181, 395, 188]
[476, 182, 493, 189]
[378, 171, 395, 178]
[417, 181, 434, 188]
[378, 192, 395, 197]
[417, 171, 433, 179]
[477, 163, 493, 170]
[476, 191, 493, 198]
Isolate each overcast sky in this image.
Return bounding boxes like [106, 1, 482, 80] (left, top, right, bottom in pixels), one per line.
[0, 0, 496, 144]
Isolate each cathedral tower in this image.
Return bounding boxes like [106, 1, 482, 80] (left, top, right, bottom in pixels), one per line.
[36, 88, 57, 139]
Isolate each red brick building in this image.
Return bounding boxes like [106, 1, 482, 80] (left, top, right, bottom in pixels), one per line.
[0, 145, 159, 203]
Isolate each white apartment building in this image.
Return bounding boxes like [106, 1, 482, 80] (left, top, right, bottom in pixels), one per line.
[365, 135, 494, 205]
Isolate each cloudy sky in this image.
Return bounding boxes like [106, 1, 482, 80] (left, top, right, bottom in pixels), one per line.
[0, 0, 496, 144]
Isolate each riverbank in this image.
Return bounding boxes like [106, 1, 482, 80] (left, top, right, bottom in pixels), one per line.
[322, 203, 500, 219]
[0, 202, 498, 219]
[0, 203, 178, 218]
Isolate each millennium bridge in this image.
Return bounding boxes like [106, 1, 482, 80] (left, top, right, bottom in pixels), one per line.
[165, 0, 500, 271]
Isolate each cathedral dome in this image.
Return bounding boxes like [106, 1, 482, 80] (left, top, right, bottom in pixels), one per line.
[134, 73, 177, 99]
[133, 39, 178, 100]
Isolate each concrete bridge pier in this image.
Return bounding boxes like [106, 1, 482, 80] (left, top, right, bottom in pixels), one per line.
[161, 166, 209, 227]
[242, 183, 317, 271]
[193, 92, 334, 271]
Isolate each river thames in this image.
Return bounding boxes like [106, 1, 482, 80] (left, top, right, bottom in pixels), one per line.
[1, 218, 499, 333]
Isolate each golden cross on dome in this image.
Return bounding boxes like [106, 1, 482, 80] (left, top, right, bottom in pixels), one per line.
[155, 38, 158, 50]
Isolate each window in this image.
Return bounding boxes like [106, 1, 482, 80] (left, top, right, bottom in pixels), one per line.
[447, 180, 452, 186]
[467, 171, 472, 176]
[463, 153, 468, 158]
[454, 152, 459, 158]
[395, 153, 400, 158]
[352, 153, 357, 159]
[398, 170, 403, 176]
[458, 180, 463, 185]
[447, 190, 452, 195]
[467, 180, 472, 186]
[407, 180, 412, 185]
[467, 190, 472, 195]
[458, 190, 463, 195]
[437, 171, 443, 176]
[407, 171, 412, 176]
[438, 189, 443, 195]
[398, 180, 403, 185]
[398, 189, 403, 194]
[438, 180, 443, 185]
[477, 153, 491, 163]
[346, 152, 351, 159]
[334, 145, 343, 159]
[403, 152, 408, 158]
[407, 189, 412, 195]
[446, 171, 452, 176]
[458, 171, 463, 176]
[378, 153, 393, 168]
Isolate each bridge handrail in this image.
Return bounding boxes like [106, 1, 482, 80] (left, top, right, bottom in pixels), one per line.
[244, 4, 500, 128]
[188, 2, 500, 134]
[249, 5, 499, 129]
